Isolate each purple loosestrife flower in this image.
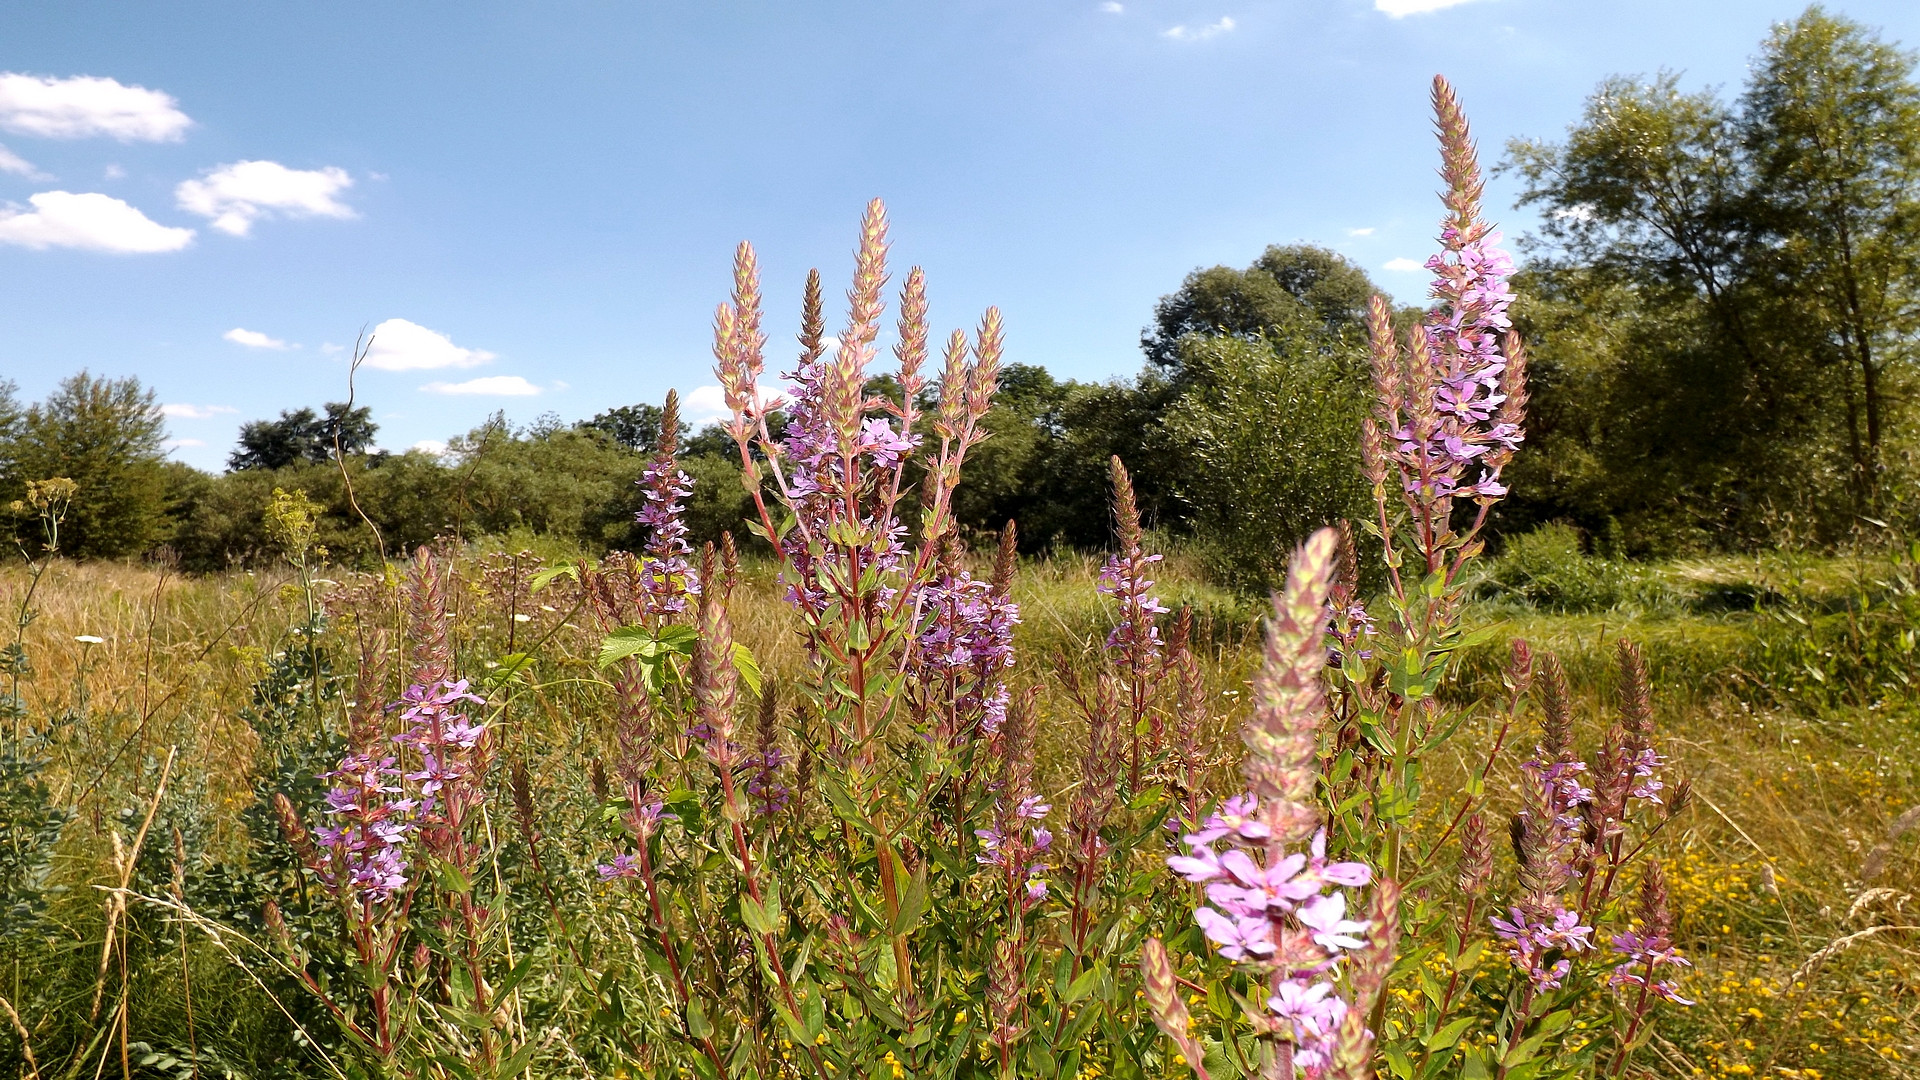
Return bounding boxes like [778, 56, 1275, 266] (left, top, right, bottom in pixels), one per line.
[1163, 531, 1396, 1077]
[597, 854, 641, 882]
[315, 752, 416, 903]
[744, 745, 793, 815]
[1490, 906, 1592, 992]
[911, 569, 1020, 735]
[1608, 929, 1694, 1005]
[1362, 77, 1529, 555]
[631, 388, 701, 617]
[975, 801, 1054, 910]
[1096, 550, 1169, 653]
[392, 679, 488, 814]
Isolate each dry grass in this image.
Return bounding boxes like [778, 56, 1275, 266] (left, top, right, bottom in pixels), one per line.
[3, 544, 1918, 1078]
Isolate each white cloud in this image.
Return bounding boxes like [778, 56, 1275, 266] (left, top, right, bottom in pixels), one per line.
[0, 144, 47, 179]
[1383, 257, 1425, 272]
[176, 160, 354, 236]
[1100, 1, 1124, 11]
[1552, 204, 1596, 223]
[161, 403, 236, 420]
[410, 439, 449, 456]
[223, 327, 291, 350]
[0, 73, 191, 141]
[1162, 16, 1235, 40]
[0, 191, 192, 253]
[103, 163, 124, 179]
[1375, 0, 1483, 17]
[420, 375, 540, 396]
[1347, 227, 1376, 237]
[683, 380, 787, 425]
[362, 318, 495, 371]
[166, 438, 207, 449]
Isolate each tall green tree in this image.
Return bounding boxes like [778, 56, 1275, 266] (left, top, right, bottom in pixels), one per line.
[1741, 4, 1920, 506]
[5, 373, 169, 558]
[1141, 244, 1377, 372]
[1503, 5, 1920, 546]
[229, 402, 378, 471]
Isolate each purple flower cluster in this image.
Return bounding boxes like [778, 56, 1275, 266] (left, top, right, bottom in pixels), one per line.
[1326, 600, 1377, 665]
[744, 745, 792, 814]
[597, 797, 674, 882]
[1396, 226, 1522, 502]
[775, 351, 918, 617]
[635, 456, 699, 616]
[912, 571, 1020, 733]
[976, 795, 1052, 907]
[315, 752, 416, 902]
[1096, 551, 1168, 653]
[1608, 929, 1694, 1005]
[392, 679, 488, 814]
[1490, 906, 1593, 992]
[310, 679, 484, 905]
[1167, 797, 1372, 1073]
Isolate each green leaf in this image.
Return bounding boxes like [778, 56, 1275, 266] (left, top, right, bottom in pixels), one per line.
[1063, 961, 1104, 1004]
[1425, 1015, 1476, 1052]
[494, 1041, 538, 1079]
[481, 652, 537, 689]
[740, 894, 776, 934]
[890, 855, 929, 937]
[732, 642, 763, 697]
[686, 999, 713, 1039]
[529, 563, 581, 592]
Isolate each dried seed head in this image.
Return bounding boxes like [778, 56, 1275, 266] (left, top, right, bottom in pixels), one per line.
[988, 937, 1027, 1048]
[1537, 652, 1574, 762]
[1109, 456, 1144, 558]
[1638, 860, 1673, 940]
[1458, 812, 1494, 897]
[991, 520, 1019, 599]
[1329, 879, 1401, 1080]
[799, 268, 827, 367]
[510, 759, 540, 848]
[1140, 938, 1206, 1070]
[894, 266, 929, 400]
[1506, 639, 1535, 700]
[406, 545, 453, 686]
[1431, 74, 1486, 240]
[271, 792, 318, 870]
[1246, 528, 1339, 846]
[1616, 639, 1653, 751]
[263, 900, 294, 957]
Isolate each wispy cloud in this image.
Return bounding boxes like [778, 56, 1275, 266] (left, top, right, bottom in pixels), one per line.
[1375, 0, 1484, 17]
[1347, 227, 1376, 237]
[1162, 16, 1235, 40]
[161, 403, 236, 420]
[165, 437, 207, 449]
[362, 318, 495, 371]
[683, 380, 788, 425]
[420, 375, 540, 396]
[1100, 2, 1124, 12]
[0, 143, 47, 179]
[0, 73, 191, 141]
[1383, 257, 1424, 272]
[224, 327, 291, 350]
[177, 161, 354, 236]
[410, 439, 449, 456]
[0, 191, 192, 253]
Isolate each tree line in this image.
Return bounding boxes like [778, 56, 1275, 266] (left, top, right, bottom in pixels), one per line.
[3, 5, 1914, 582]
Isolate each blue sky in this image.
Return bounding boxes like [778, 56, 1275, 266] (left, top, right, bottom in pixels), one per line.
[2, 0, 1916, 470]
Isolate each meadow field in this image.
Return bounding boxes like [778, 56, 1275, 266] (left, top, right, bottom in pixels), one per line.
[3, 531, 1918, 1079]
